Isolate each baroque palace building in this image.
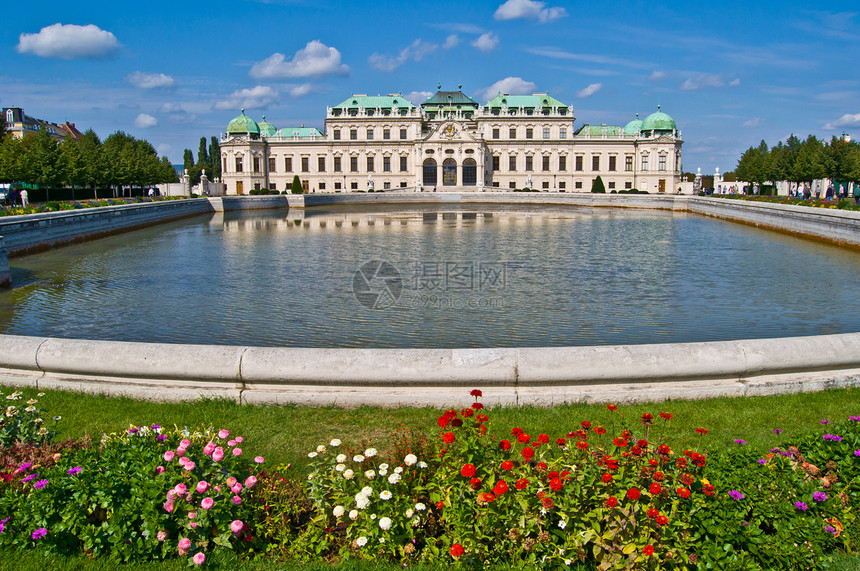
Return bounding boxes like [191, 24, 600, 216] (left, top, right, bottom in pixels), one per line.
[219, 85, 682, 195]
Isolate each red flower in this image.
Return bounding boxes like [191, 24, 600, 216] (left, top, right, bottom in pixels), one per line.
[470, 389, 483, 397]
[677, 487, 691, 499]
[549, 477, 563, 491]
[556, 437, 567, 447]
[702, 483, 715, 496]
[461, 408, 474, 418]
[521, 446, 535, 460]
[541, 497, 554, 509]
[627, 488, 641, 501]
[511, 427, 524, 437]
[499, 439, 512, 451]
[648, 458, 659, 467]
[603, 456, 619, 471]
[516, 478, 529, 490]
[652, 471, 664, 482]
[607, 404, 618, 411]
[443, 432, 456, 444]
[594, 425, 606, 435]
[613, 437, 628, 447]
[580, 421, 592, 429]
[471, 402, 484, 410]
[641, 413, 653, 424]
[657, 444, 671, 455]
[548, 470, 559, 479]
[445, 409, 458, 418]
[602, 473, 613, 483]
[649, 483, 662, 495]
[461, 464, 476, 478]
[451, 418, 463, 428]
[696, 427, 708, 434]
[561, 470, 571, 479]
[437, 416, 449, 428]
[643, 545, 654, 556]
[536, 461, 547, 471]
[675, 457, 688, 469]
[450, 543, 464, 557]
[656, 515, 669, 526]
[493, 480, 508, 496]
[481, 492, 495, 503]
[630, 446, 643, 456]
[679, 473, 695, 485]
[637, 439, 648, 447]
[476, 414, 489, 422]
[517, 433, 531, 444]
[436, 501, 444, 510]
[538, 434, 550, 444]
[647, 508, 659, 518]
[501, 460, 514, 471]
[660, 412, 673, 420]
[622, 430, 632, 438]
[577, 440, 589, 450]
[470, 477, 481, 490]
[605, 496, 618, 508]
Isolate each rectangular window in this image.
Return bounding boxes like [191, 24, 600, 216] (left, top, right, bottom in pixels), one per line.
[559, 156, 567, 171]
[318, 156, 326, 172]
[335, 182, 342, 190]
[235, 157, 243, 173]
[400, 128, 407, 139]
[383, 128, 390, 140]
[301, 157, 309, 172]
[333, 129, 341, 140]
[526, 128, 533, 139]
[575, 181, 583, 189]
[253, 157, 260, 172]
[350, 129, 357, 140]
[333, 156, 341, 172]
[351, 182, 358, 190]
[319, 182, 326, 190]
[268, 157, 276, 172]
[543, 127, 550, 139]
[659, 155, 667, 171]
[509, 155, 516, 171]
[542, 181, 549, 189]
[366, 128, 374, 140]
[625, 156, 633, 172]
[350, 156, 358, 172]
[609, 156, 617, 172]
[509, 181, 516, 189]
[509, 127, 516, 139]
[625, 181, 632, 189]
[608, 181, 616, 189]
[525, 156, 533, 171]
[492, 128, 499, 139]
[560, 127, 567, 139]
[575, 156, 583, 171]
[270, 183, 277, 190]
[400, 156, 408, 172]
[542, 156, 550, 171]
[366, 156, 374, 172]
[492, 156, 500, 171]
[592, 156, 599, 171]
[559, 181, 566, 189]
[383, 156, 391, 172]
[642, 155, 649, 171]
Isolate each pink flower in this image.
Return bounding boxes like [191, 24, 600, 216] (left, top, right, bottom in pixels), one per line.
[189, 522, 198, 529]
[230, 520, 244, 534]
[163, 502, 175, 513]
[232, 495, 242, 505]
[174, 484, 187, 495]
[203, 442, 216, 455]
[232, 448, 242, 456]
[245, 475, 257, 489]
[228, 439, 237, 447]
[196, 481, 209, 494]
[166, 490, 177, 500]
[254, 456, 265, 464]
[156, 530, 167, 542]
[178, 537, 191, 550]
[226, 476, 237, 487]
[183, 461, 196, 471]
[180, 439, 191, 448]
[176, 447, 187, 456]
[192, 552, 205, 565]
[212, 448, 224, 462]
[201, 497, 214, 510]
[155, 466, 165, 475]
[188, 510, 197, 519]
[231, 483, 243, 494]
[218, 429, 230, 439]
[163, 451, 175, 462]
[235, 436, 244, 443]
[179, 456, 190, 465]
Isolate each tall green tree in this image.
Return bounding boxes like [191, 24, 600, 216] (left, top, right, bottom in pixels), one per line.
[791, 135, 825, 184]
[208, 136, 221, 179]
[197, 137, 208, 168]
[77, 129, 105, 198]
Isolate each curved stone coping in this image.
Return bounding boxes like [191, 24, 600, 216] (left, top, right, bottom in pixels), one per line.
[1, 332, 859, 407]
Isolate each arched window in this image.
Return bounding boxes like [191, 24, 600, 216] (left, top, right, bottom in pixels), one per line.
[442, 158, 457, 186]
[423, 158, 437, 185]
[463, 158, 477, 186]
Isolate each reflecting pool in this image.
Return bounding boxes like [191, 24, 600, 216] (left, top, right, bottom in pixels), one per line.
[2, 204, 860, 348]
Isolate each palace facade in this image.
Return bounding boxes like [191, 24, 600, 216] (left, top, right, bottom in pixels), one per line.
[219, 86, 683, 195]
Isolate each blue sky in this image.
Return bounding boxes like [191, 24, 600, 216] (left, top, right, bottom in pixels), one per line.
[2, 0, 858, 173]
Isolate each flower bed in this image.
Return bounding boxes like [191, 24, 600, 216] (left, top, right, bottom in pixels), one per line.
[1, 389, 858, 569]
[0, 196, 186, 217]
[711, 194, 860, 211]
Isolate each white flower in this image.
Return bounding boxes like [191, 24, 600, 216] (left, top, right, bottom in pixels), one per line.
[379, 463, 389, 470]
[336, 454, 347, 463]
[388, 473, 402, 485]
[343, 469, 354, 480]
[307, 451, 318, 458]
[415, 502, 426, 511]
[353, 455, 365, 463]
[349, 509, 359, 520]
[307, 474, 314, 480]
[405, 509, 414, 518]
[379, 517, 392, 530]
[364, 448, 378, 457]
[37, 392, 44, 397]
[364, 470, 376, 479]
[370, 514, 377, 520]
[379, 537, 385, 543]
[355, 496, 370, 509]
[411, 517, 421, 527]
[316, 445, 327, 453]
[330, 439, 342, 447]
[380, 490, 392, 500]
[333, 505, 345, 517]
[541, 508, 548, 515]
[558, 519, 567, 529]
[404, 454, 417, 466]
[356, 537, 367, 547]
[379, 468, 388, 476]
[394, 467, 403, 474]
[26, 399, 37, 405]
[336, 464, 346, 472]
[417, 461, 428, 469]
[361, 486, 373, 497]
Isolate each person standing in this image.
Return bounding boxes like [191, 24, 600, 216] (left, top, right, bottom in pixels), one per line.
[20, 189, 28, 208]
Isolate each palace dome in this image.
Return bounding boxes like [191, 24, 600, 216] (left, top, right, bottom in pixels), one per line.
[258, 116, 277, 138]
[641, 106, 676, 134]
[623, 114, 643, 135]
[226, 110, 260, 135]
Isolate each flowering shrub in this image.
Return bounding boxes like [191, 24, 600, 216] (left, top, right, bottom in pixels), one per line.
[0, 390, 58, 447]
[0, 424, 265, 565]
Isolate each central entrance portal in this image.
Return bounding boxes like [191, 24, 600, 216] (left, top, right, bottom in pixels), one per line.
[443, 158, 457, 186]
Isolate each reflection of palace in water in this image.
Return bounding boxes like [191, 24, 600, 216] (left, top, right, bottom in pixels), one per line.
[220, 85, 683, 196]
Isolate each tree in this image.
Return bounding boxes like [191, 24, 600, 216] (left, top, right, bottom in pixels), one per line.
[0, 112, 7, 142]
[791, 135, 825, 184]
[291, 174, 303, 194]
[182, 148, 201, 186]
[591, 175, 606, 193]
[208, 136, 221, 180]
[77, 129, 105, 198]
[197, 137, 208, 169]
[159, 156, 179, 183]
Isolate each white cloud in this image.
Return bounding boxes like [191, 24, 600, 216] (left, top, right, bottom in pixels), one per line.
[404, 91, 433, 105]
[576, 83, 603, 98]
[742, 118, 763, 128]
[289, 83, 314, 97]
[127, 71, 175, 89]
[215, 85, 280, 111]
[158, 103, 184, 113]
[494, 0, 567, 23]
[472, 32, 499, 53]
[249, 41, 349, 79]
[475, 77, 537, 101]
[134, 113, 158, 128]
[650, 70, 667, 81]
[443, 34, 460, 49]
[156, 143, 172, 156]
[824, 113, 860, 130]
[16, 23, 119, 60]
[680, 74, 740, 91]
[369, 39, 438, 72]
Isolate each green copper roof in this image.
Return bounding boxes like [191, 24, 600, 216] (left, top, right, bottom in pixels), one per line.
[641, 106, 677, 133]
[332, 94, 415, 110]
[623, 114, 643, 135]
[484, 93, 567, 109]
[275, 127, 324, 138]
[226, 110, 260, 135]
[422, 90, 479, 107]
[577, 124, 623, 137]
[258, 116, 277, 138]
